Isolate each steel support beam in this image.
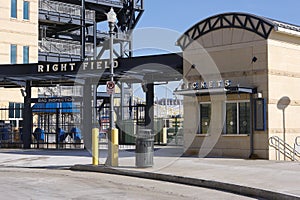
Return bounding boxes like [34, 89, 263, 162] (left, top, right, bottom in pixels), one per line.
[81, 0, 86, 59]
[23, 81, 32, 149]
[145, 83, 154, 131]
[83, 79, 93, 151]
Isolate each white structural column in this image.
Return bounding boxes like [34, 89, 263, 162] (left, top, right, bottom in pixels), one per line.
[106, 8, 118, 167]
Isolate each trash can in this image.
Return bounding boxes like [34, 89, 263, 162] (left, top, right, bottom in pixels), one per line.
[136, 129, 154, 168]
[33, 128, 44, 141]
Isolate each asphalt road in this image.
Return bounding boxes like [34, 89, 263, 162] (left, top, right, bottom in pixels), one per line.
[0, 167, 256, 200]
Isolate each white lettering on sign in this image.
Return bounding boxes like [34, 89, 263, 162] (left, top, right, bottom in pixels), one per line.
[224, 80, 231, 87]
[82, 60, 119, 71]
[37, 60, 118, 73]
[61, 63, 67, 71]
[52, 64, 58, 72]
[83, 62, 88, 70]
[37, 97, 75, 103]
[191, 80, 232, 89]
[38, 63, 76, 73]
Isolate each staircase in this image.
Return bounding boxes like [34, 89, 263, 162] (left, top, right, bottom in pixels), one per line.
[269, 136, 300, 161]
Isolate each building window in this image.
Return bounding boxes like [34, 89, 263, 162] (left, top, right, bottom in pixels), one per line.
[225, 101, 250, 134]
[199, 101, 250, 135]
[11, 44, 17, 64]
[9, 103, 23, 119]
[23, 1, 30, 20]
[23, 46, 29, 63]
[199, 103, 211, 134]
[11, 0, 17, 18]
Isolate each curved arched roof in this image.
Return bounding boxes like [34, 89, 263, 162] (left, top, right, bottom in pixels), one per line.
[177, 12, 300, 50]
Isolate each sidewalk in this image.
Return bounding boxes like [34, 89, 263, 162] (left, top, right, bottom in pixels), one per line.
[73, 146, 300, 200]
[0, 147, 299, 199]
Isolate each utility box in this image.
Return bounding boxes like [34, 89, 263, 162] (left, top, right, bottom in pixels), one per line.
[135, 129, 154, 168]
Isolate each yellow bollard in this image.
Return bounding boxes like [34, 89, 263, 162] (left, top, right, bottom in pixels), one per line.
[162, 127, 167, 145]
[111, 128, 119, 166]
[92, 128, 99, 165]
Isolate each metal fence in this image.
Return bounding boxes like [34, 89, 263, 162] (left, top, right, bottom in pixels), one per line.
[0, 104, 85, 149]
[31, 103, 84, 149]
[0, 106, 23, 148]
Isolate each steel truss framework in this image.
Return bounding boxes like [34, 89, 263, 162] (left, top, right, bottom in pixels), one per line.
[39, 0, 144, 62]
[176, 12, 296, 50]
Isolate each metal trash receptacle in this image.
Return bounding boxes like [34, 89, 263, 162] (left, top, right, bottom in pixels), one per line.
[136, 129, 154, 168]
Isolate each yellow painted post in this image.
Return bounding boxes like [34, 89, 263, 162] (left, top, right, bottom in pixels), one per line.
[111, 128, 119, 166]
[162, 127, 167, 144]
[92, 128, 99, 165]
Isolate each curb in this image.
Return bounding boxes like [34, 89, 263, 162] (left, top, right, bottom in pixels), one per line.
[71, 165, 299, 200]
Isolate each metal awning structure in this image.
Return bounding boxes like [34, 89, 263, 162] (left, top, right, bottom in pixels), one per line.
[32, 102, 80, 113]
[177, 12, 300, 50]
[0, 53, 183, 88]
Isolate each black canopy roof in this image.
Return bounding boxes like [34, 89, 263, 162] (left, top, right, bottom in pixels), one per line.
[0, 53, 183, 88]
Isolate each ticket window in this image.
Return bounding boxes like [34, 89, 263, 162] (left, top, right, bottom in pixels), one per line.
[225, 101, 250, 135]
[199, 101, 250, 135]
[199, 103, 211, 134]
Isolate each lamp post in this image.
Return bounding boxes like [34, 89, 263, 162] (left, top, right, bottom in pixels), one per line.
[107, 8, 116, 129]
[106, 8, 118, 166]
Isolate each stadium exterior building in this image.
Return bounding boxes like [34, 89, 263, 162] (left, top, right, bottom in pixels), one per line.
[0, 0, 38, 128]
[176, 12, 300, 160]
[0, 1, 299, 161]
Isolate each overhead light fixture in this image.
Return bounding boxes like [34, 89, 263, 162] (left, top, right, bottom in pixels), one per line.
[252, 56, 257, 63]
[185, 64, 198, 78]
[20, 88, 26, 97]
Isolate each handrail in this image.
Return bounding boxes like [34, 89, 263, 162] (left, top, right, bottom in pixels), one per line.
[269, 136, 300, 161]
[86, 0, 143, 10]
[296, 136, 300, 146]
[269, 136, 281, 160]
[294, 136, 300, 160]
[39, 38, 94, 56]
[39, 0, 81, 16]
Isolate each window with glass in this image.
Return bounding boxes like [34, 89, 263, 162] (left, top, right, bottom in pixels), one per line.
[23, 1, 29, 20]
[23, 46, 29, 63]
[9, 103, 23, 119]
[199, 103, 211, 134]
[11, 44, 17, 64]
[225, 101, 250, 134]
[11, 0, 17, 18]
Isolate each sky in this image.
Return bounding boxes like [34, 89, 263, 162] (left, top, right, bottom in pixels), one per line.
[138, 0, 300, 33]
[131, 0, 300, 57]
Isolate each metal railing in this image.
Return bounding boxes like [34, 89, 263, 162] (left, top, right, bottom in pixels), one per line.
[269, 136, 300, 161]
[294, 136, 300, 160]
[39, 0, 95, 21]
[95, 0, 123, 4]
[86, 0, 143, 10]
[85, 10, 95, 21]
[39, 38, 94, 56]
[132, 0, 143, 9]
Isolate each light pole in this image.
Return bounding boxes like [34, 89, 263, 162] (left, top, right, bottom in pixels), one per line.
[107, 8, 116, 129]
[106, 8, 118, 166]
[277, 96, 291, 161]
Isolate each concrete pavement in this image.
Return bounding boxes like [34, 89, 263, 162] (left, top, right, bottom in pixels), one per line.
[0, 147, 299, 199]
[72, 147, 300, 200]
